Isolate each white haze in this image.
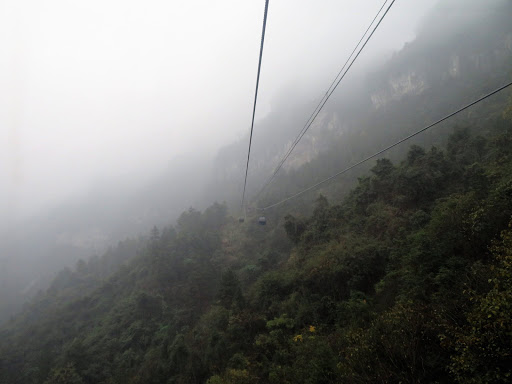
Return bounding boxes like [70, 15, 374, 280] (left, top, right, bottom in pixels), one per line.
[0, 0, 438, 225]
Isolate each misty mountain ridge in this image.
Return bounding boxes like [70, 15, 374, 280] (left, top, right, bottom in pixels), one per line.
[1, 1, 512, 382]
[1, 0, 511, 324]
[1, 51, 512, 384]
[209, 0, 512, 207]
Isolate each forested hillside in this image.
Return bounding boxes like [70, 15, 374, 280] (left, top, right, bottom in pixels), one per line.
[2, 0, 511, 327]
[2, 1, 512, 383]
[1, 100, 511, 383]
[210, 0, 512, 209]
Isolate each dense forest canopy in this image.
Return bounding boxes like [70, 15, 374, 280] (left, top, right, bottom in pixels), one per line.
[1, 103, 512, 384]
[2, 0, 512, 383]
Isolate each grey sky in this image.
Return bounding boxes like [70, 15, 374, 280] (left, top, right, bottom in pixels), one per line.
[0, 0, 439, 220]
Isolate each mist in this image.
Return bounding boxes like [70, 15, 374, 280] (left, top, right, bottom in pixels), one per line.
[1, 1, 511, 380]
[6, 0, 504, 322]
[0, 0, 437, 220]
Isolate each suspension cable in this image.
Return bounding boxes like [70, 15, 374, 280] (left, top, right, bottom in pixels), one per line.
[241, 0, 270, 213]
[255, 0, 396, 200]
[258, 80, 512, 210]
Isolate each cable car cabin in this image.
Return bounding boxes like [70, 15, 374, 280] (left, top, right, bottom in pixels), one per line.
[258, 216, 267, 225]
[239, 217, 245, 223]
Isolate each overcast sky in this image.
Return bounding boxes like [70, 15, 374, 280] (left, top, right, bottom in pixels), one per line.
[0, 0, 439, 220]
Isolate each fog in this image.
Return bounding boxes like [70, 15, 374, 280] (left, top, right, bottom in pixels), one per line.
[1, 0, 437, 222]
[0, 0, 452, 321]
[1, 0, 511, 377]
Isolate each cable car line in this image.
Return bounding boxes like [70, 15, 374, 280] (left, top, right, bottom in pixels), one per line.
[241, 0, 270, 215]
[257, 80, 512, 211]
[254, 0, 396, 200]
[255, 0, 390, 200]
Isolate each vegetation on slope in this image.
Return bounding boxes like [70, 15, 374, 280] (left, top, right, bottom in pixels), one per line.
[1, 104, 512, 383]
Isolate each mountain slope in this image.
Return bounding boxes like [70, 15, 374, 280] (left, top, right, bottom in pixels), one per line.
[208, 0, 512, 211]
[1, 1, 512, 383]
[1, 102, 511, 383]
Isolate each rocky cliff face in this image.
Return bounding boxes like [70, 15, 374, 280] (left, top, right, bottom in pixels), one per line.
[368, 5, 512, 112]
[281, 111, 344, 171]
[371, 71, 428, 109]
[208, 0, 512, 206]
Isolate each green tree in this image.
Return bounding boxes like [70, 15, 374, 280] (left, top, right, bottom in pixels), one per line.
[43, 364, 84, 384]
[449, 222, 512, 383]
[283, 214, 307, 244]
[218, 270, 245, 310]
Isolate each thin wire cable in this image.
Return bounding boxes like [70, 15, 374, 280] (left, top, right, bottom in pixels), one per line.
[258, 80, 512, 210]
[256, 0, 389, 199]
[255, 0, 395, 199]
[241, 0, 270, 212]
